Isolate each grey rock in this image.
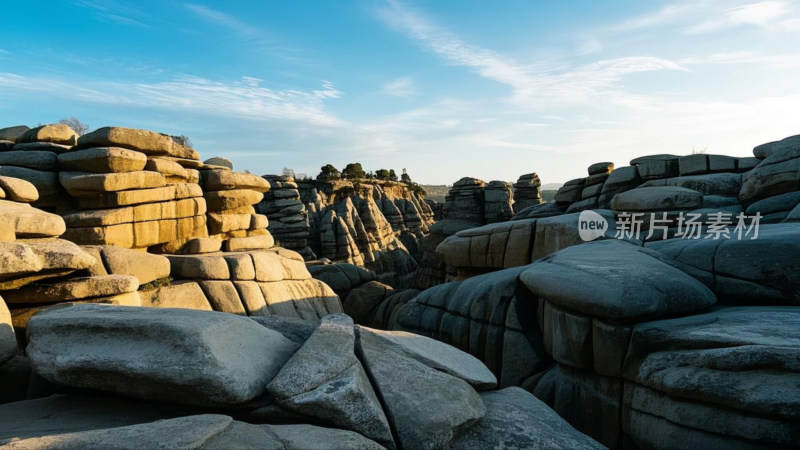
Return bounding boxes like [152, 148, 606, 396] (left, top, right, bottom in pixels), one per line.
[521, 240, 717, 323]
[360, 326, 497, 389]
[356, 326, 486, 449]
[611, 186, 703, 212]
[0, 394, 190, 444]
[753, 134, 800, 159]
[623, 306, 800, 448]
[264, 423, 384, 449]
[0, 296, 16, 364]
[452, 387, 605, 450]
[267, 314, 393, 448]
[745, 191, 800, 215]
[26, 305, 298, 407]
[0, 125, 29, 142]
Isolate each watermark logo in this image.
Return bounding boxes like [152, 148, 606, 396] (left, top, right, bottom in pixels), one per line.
[579, 210, 761, 242]
[578, 210, 609, 242]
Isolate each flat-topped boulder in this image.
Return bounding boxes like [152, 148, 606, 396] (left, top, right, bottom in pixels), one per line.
[0, 151, 58, 171]
[0, 166, 60, 198]
[0, 125, 29, 141]
[204, 189, 264, 211]
[611, 186, 703, 212]
[76, 127, 199, 160]
[521, 240, 717, 323]
[1, 275, 138, 304]
[640, 172, 741, 197]
[588, 162, 614, 175]
[26, 304, 298, 407]
[0, 176, 38, 203]
[0, 200, 65, 238]
[59, 171, 166, 196]
[753, 133, 800, 159]
[739, 145, 800, 205]
[630, 154, 680, 180]
[17, 124, 78, 146]
[58, 147, 147, 173]
[203, 169, 270, 192]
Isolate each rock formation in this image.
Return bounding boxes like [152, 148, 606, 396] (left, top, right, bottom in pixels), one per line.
[373, 133, 800, 448]
[257, 175, 314, 259]
[2, 121, 799, 449]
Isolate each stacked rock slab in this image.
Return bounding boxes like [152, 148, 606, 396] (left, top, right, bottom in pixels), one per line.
[0, 177, 142, 343]
[442, 177, 486, 226]
[257, 175, 314, 259]
[0, 124, 75, 210]
[512, 172, 544, 211]
[200, 164, 273, 252]
[443, 135, 800, 278]
[8, 305, 599, 449]
[162, 247, 342, 320]
[388, 233, 800, 449]
[59, 127, 208, 251]
[484, 180, 514, 223]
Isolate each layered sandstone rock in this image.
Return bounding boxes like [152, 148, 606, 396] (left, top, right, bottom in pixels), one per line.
[56, 128, 208, 251]
[512, 173, 544, 211]
[200, 165, 273, 252]
[0, 124, 73, 209]
[257, 175, 314, 259]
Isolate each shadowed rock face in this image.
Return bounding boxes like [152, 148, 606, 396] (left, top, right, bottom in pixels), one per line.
[7, 302, 606, 449]
[296, 179, 433, 289]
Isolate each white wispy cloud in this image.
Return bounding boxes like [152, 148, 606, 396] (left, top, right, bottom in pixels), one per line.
[0, 72, 343, 126]
[184, 3, 303, 61]
[382, 77, 416, 97]
[375, 0, 685, 107]
[608, 0, 800, 34]
[185, 3, 261, 38]
[687, 1, 788, 33]
[71, 0, 149, 27]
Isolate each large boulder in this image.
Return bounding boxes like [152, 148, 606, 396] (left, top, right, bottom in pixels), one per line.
[647, 222, 800, 304]
[57, 148, 148, 173]
[267, 314, 393, 448]
[356, 327, 486, 449]
[76, 127, 199, 160]
[17, 124, 78, 146]
[623, 306, 800, 449]
[1, 414, 383, 449]
[739, 146, 800, 205]
[611, 186, 703, 212]
[26, 305, 298, 407]
[521, 240, 717, 323]
[363, 327, 497, 390]
[451, 387, 605, 450]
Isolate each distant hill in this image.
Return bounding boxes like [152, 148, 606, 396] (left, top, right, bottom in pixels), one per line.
[541, 183, 563, 190]
[420, 185, 450, 203]
[423, 184, 558, 205]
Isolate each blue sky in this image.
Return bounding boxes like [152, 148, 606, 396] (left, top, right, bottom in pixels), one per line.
[1, 1, 799, 185]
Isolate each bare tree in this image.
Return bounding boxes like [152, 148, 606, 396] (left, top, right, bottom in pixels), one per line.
[171, 135, 193, 148]
[58, 117, 90, 135]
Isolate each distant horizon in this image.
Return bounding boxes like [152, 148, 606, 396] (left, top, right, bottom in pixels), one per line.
[1, 1, 798, 185]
